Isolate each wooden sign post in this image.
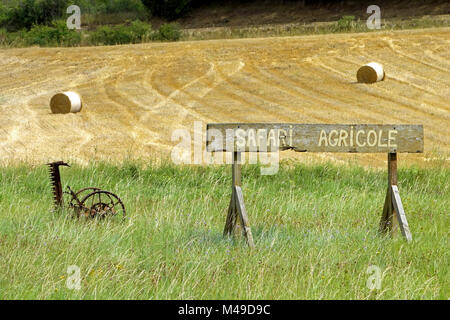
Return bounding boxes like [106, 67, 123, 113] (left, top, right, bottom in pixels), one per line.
[207, 123, 424, 247]
[379, 153, 413, 241]
[223, 151, 255, 248]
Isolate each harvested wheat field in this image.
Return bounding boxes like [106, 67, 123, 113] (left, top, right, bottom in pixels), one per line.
[0, 28, 449, 167]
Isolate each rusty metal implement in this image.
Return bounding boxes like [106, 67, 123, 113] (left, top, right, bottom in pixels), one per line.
[47, 161, 126, 219]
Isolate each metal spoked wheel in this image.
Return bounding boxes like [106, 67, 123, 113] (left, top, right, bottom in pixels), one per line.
[68, 187, 101, 207]
[80, 190, 126, 219]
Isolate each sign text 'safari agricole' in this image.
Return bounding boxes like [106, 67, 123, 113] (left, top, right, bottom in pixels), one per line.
[206, 123, 424, 154]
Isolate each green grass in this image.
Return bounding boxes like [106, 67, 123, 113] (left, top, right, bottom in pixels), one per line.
[0, 161, 448, 299]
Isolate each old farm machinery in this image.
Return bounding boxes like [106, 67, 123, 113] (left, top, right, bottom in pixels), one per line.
[47, 161, 126, 219]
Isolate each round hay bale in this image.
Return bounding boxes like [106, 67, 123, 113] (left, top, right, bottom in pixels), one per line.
[50, 92, 82, 114]
[357, 62, 385, 83]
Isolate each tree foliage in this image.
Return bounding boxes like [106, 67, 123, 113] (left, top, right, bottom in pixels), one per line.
[1, 0, 384, 30]
[141, 0, 194, 20]
[1, 0, 148, 30]
[4, 0, 69, 31]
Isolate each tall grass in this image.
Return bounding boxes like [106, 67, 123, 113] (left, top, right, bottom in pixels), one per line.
[183, 16, 450, 41]
[1, 14, 448, 48]
[0, 161, 448, 299]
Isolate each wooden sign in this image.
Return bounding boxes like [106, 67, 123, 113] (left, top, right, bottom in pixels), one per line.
[207, 123, 423, 247]
[207, 123, 424, 153]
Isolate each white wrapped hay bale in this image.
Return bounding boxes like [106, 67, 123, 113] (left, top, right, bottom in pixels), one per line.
[357, 62, 385, 83]
[50, 92, 83, 114]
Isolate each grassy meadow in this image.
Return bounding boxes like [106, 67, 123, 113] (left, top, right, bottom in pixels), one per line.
[0, 160, 448, 299]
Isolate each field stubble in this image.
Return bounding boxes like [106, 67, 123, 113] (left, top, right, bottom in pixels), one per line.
[0, 28, 449, 167]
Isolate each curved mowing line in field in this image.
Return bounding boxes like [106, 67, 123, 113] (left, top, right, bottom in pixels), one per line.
[0, 28, 448, 165]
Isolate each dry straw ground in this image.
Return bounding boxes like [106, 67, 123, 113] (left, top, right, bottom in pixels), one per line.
[0, 28, 449, 167]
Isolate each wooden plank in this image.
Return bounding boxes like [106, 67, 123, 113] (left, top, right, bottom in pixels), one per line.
[388, 153, 399, 234]
[391, 185, 413, 242]
[230, 152, 242, 236]
[207, 123, 424, 153]
[223, 197, 234, 236]
[235, 186, 255, 248]
[232, 152, 241, 187]
[224, 152, 244, 237]
[388, 153, 398, 185]
[379, 186, 391, 233]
